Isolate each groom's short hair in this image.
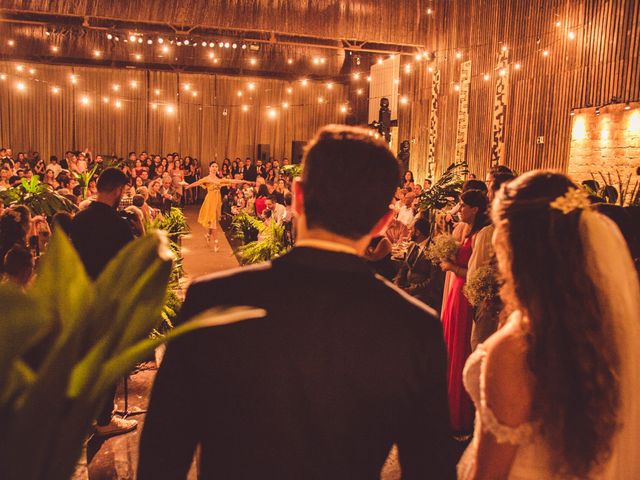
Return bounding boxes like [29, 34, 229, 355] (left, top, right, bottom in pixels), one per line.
[301, 125, 400, 239]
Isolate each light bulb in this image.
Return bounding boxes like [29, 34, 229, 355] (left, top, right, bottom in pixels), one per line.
[192, 91, 198, 97]
[287, 58, 293, 65]
[427, 66, 434, 73]
[16, 65, 24, 72]
[8, 40, 15, 47]
[400, 96, 409, 105]
[51, 86, 60, 94]
[455, 52, 462, 59]
[282, 102, 289, 109]
[366, 76, 372, 82]
[80, 95, 90, 105]
[114, 100, 122, 109]
[51, 45, 59, 53]
[154, 89, 160, 95]
[129, 34, 136, 42]
[318, 97, 324, 103]
[326, 82, 333, 89]
[454, 84, 461, 92]
[301, 79, 308, 86]
[377, 58, 383, 64]
[151, 103, 157, 109]
[353, 72, 361, 80]
[0, 74, 6, 81]
[162, 45, 169, 53]
[250, 58, 257, 65]
[184, 39, 190, 46]
[247, 83, 255, 90]
[102, 96, 109, 103]
[502, 45, 508, 52]
[514, 63, 522, 70]
[70, 74, 78, 84]
[147, 39, 153, 45]
[224, 42, 230, 48]
[183, 83, 191, 91]
[542, 49, 550, 57]
[268, 109, 277, 118]
[404, 64, 411, 74]
[158, 38, 164, 44]
[357, 88, 364, 95]
[135, 54, 142, 60]
[130, 80, 138, 88]
[242, 105, 249, 112]
[112, 84, 120, 91]
[287, 87, 293, 94]
[16, 81, 26, 92]
[340, 105, 348, 113]
[232, 43, 237, 49]
[568, 31, 576, 40]
[499, 68, 507, 77]
[555, 21, 561, 27]
[483, 73, 490, 81]
[28, 68, 35, 75]
[107, 34, 113, 40]
[165, 105, 175, 114]
[219, 41, 224, 47]
[137, 37, 143, 44]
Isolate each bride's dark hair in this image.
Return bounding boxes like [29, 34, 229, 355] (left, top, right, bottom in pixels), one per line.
[492, 170, 620, 478]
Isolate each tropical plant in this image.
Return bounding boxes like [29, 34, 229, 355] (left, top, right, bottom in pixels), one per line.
[0, 176, 77, 217]
[231, 210, 264, 243]
[146, 207, 190, 243]
[237, 220, 287, 264]
[0, 230, 263, 480]
[587, 170, 639, 206]
[73, 165, 99, 200]
[280, 163, 303, 179]
[416, 160, 468, 213]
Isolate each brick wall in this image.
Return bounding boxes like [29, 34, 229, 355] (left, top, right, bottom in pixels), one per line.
[568, 103, 640, 199]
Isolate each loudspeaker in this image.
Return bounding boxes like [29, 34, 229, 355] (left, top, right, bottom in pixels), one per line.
[257, 144, 270, 162]
[291, 141, 307, 164]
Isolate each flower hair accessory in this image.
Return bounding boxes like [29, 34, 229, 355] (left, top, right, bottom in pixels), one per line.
[549, 187, 591, 214]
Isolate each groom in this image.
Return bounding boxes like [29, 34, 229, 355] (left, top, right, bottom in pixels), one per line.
[138, 125, 455, 479]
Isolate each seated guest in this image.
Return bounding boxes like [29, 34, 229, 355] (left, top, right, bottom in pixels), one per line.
[147, 179, 166, 211]
[254, 184, 270, 217]
[394, 217, 445, 313]
[263, 194, 287, 223]
[2, 244, 34, 287]
[364, 235, 396, 280]
[138, 125, 454, 479]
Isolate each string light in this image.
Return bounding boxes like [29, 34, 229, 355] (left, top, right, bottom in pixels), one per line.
[213, 58, 219, 64]
[400, 96, 409, 105]
[51, 86, 60, 94]
[242, 44, 247, 49]
[242, 105, 249, 112]
[165, 105, 175, 114]
[177, 41, 182, 46]
[16, 81, 26, 92]
[112, 84, 120, 91]
[154, 89, 161, 95]
[483, 73, 491, 81]
[218, 42, 224, 47]
[568, 31, 576, 40]
[93, 50, 102, 58]
[247, 82, 256, 90]
[237, 90, 243, 97]
[70, 74, 78, 84]
[102, 96, 109, 103]
[357, 88, 364, 95]
[415, 53, 423, 61]
[287, 87, 293, 94]
[455, 52, 462, 60]
[16, 65, 24, 72]
[366, 76, 372, 82]
[232, 43, 237, 49]
[130, 80, 138, 88]
[114, 100, 122, 109]
[51, 45, 59, 53]
[394, 79, 400, 85]
[501, 45, 508, 52]
[184, 40, 190, 46]
[209, 52, 215, 59]
[282, 102, 289, 109]
[80, 95, 90, 105]
[148, 39, 153, 45]
[542, 49, 550, 57]
[8, 40, 15, 47]
[427, 8, 433, 14]
[224, 42, 230, 48]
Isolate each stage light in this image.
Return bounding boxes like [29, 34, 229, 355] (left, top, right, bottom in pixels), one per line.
[16, 65, 24, 72]
[155, 89, 161, 95]
[16, 81, 26, 92]
[242, 44, 247, 49]
[129, 34, 136, 42]
[568, 31, 576, 40]
[184, 39, 190, 45]
[282, 102, 289, 109]
[232, 43, 237, 49]
[224, 42, 230, 48]
[483, 73, 490, 81]
[148, 39, 153, 45]
[247, 82, 255, 90]
[107, 34, 113, 40]
[219, 41, 224, 47]
[80, 95, 90, 105]
[165, 105, 175, 114]
[242, 105, 249, 112]
[51, 45, 59, 53]
[158, 37, 164, 44]
[112, 84, 120, 91]
[400, 96, 409, 105]
[114, 100, 122, 109]
[51, 86, 60, 94]
[137, 37, 143, 44]
[177, 41, 182, 46]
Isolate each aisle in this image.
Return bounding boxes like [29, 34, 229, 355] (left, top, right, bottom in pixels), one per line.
[180, 206, 240, 286]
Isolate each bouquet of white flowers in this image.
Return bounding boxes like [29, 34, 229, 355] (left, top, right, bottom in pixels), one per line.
[464, 264, 499, 307]
[426, 234, 458, 263]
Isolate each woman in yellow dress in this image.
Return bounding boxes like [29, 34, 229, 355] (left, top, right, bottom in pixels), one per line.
[185, 162, 252, 251]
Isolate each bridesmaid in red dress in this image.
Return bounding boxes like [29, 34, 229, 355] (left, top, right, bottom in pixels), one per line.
[440, 189, 490, 434]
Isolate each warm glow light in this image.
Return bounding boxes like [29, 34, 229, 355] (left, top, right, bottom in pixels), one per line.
[137, 37, 143, 44]
[282, 102, 289, 109]
[154, 89, 160, 95]
[16, 65, 24, 72]
[357, 88, 364, 95]
[568, 31, 576, 40]
[628, 110, 640, 134]
[454, 84, 461, 92]
[70, 74, 78, 84]
[394, 79, 400, 85]
[191, 91, 198, 97]
[301, 79, 308, 86]
[158, 38, 164, 44]
[209, 42, 215, 48]
[80, 95, 90, 105]
[502, 45, 508, 52]
[455, 51, 462, 59]
[102, 96, 109, 103]
[232, 43, 237, 49]
[0, 74, 6, 81]
[483, 73, 490, 81]
[427, 8, 433, 14]
[16, 81, 26, 92]
[213, 57, 219, 64]
[130, 80, 138, 88]
[555, 21, 562, 27]
[129, 35, 137, 42]
[183, 84, 191, 91]
[219, 42, 224, 47]
[165, 105, 175, 114]
[415, 53, 423, 61]
[162, 45, 169, 53]
[340, 105, 348, 113]
[51, 86, 60, 94]
[148, 39, 153, 45]
[93, 50, 102, 57]
[112, 84, 120, 91]
[135, 54, 142, 60]
[400, 96, 409, 105]
[499, 68, 507, 77]
[326, 82, 333, 89]
[542, 49, 550, 57]
[353, 72, 361, 80]
[318, 97, 324, 103]
[51, 45, 59, 53]
[572, 115, 587, 141]
[268, 108, 277, 119]
[114, 100, 122, 109]
[224, 42, 230, 48]
[209, 52, 215, 59]
[8, 40, 15, 47]
[287, 87, 293, 94]
[287, 58, 293, 64]
[151, 103, 157, 109]
[107, 34, 113, 40]
[237, 90, 243, 97]
[404, 64, 411, 74]
[242, 105, 249, 112]
[250, 58, 257, 65]
[247, 82, 255, 90]
[514, 63, 522, 70]
[427, 66, 434, 73]
[377, 58, 383, 65]
[28, 68, 35, 75]
[366, 76, 372, 82]
[184, 40, 190, 46]
[320, 58, 326, 64]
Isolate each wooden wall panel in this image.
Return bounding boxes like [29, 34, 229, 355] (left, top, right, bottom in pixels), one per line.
[400, 0, 640, 180]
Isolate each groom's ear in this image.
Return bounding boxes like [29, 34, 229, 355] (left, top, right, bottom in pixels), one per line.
[293, 179, 305, 216]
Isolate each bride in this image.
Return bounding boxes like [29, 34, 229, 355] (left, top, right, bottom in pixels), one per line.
[458, 171, 640, 479]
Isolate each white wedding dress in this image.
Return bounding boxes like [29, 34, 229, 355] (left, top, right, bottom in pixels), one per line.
[457, 210, 640, 479]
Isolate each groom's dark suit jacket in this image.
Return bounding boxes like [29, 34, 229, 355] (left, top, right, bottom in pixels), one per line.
[138, 247, 455, 480]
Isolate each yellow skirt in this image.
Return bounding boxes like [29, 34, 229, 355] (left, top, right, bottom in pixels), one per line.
[198, 189, 222, 228]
